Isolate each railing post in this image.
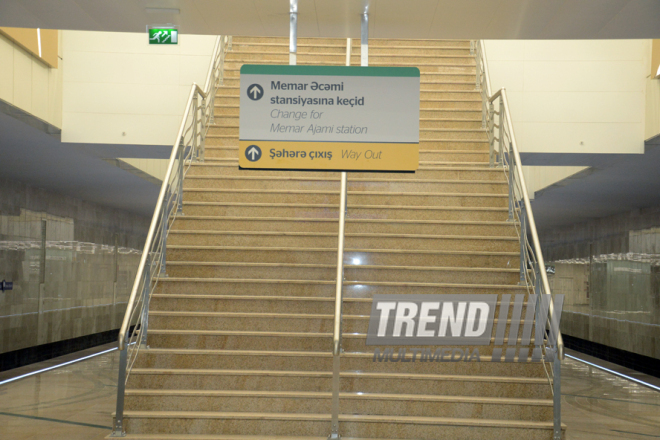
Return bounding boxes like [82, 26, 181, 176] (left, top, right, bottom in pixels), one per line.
[470, 40, 475, 55]
[110, 337, 128, 437]
[553, 353, 562, 440]
[160, 188, 169, 276]
[140, 255, 151, 348]
[498, 98, 505, 167]
[193, 94, 200, 161]
[200, 97, 206, 162]
[289, 0, 298, 66]
[330, 171, 347, 440]
[535, 263, 542, 296]
[488, 101, 495, 167]
[508, 142, 515, 221]
[519, 205, 527, 285]
[177, 141, 184, 215]
[475, 46, 481, 91]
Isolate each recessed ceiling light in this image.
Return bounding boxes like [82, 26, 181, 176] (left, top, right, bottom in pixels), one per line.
[146, 7, 180, 14]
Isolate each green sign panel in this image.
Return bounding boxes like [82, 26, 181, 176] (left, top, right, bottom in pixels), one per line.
[149, 28, 178, 45]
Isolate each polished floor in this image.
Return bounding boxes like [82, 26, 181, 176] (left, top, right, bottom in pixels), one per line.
[0, 346, 658, 439]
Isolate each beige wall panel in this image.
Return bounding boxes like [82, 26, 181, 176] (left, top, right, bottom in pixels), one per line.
[31, 60, 50, 121]
[0, 31, 62, 128]
[486, 40, 649, 194]
[62, 31, 216, 146]
[12, 45, 32, 112]
[0, 35, 14, 102]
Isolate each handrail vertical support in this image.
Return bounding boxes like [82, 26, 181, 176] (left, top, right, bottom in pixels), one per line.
[193, 94, 200, 161]
[290, 0, 298, 66]
[519, 205, 527, 285]
[200, 98, 206, 161]
[177, 142, 184, 215]
[498, 99, 505, 167]
[361, 12, 368, 66]
[160, 189, 169, 276]
[475, 48, 481, 91]
[488, 101, 495, 167]
[110, 340, 128, 437]
[553, 353, 562, 439]
[330, 171, 347, 440]
[139, 255, 151, 348]
[508, 142, 514, 221]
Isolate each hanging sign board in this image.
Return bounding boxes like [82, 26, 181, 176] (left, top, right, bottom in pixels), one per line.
[239, 65, 420, 172]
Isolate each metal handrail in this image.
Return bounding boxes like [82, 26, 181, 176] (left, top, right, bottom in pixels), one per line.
[475, 40, 563, 440]
[111, 34, 232, 437]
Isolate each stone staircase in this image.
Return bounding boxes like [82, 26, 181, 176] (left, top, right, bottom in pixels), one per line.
[118, 37, 560, 439]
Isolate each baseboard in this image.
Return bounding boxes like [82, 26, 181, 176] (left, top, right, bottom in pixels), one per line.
[563, 333, 660, 379]
[0, 329, 119, 372]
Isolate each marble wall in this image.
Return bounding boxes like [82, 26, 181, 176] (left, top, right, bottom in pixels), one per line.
[541, 208, 660, 361]
[0, 177, 148, 355]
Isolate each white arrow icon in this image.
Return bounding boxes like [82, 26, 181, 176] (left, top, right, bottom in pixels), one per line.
[249, 85, 261, 99]
[247, 146, 260, 160]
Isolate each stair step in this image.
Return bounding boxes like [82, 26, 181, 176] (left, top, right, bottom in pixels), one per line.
[170, 217, 516, 236]
[183, 175, 507, 193]
[127, 369, 551, 398]
[154, 277, 527, 296]
[134, 348, 547, 377]
[149, 311, 528, 339]
[180, 202, 509, 221]
[166, 246, 519, 268]
[146, 328, 533, 354]
[162, 262, 520, 284]
[125, 389, 552, 420]
[187, 162, 505, 181]
[182, 189, 508, 208]
[168, 230, 519, 252]
[122, 410, 559, 439]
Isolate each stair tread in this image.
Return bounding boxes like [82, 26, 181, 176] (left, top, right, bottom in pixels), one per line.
[170, 230, 517, 240]
[121, 410, 555, 428]
[183, 188, 507, 197]
[173, 216, 514, 225]
[165, 262, 519, 273]
[130, 368, 548, 384]
[186, 175, 500, 183]
[167, 245, 517, 255]
[155, 278, 527, 289]
[124, 389, 551, 405]
[183, 201, 508, 211]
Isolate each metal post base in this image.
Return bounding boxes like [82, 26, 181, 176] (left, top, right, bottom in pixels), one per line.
[327, 434, 341, 440]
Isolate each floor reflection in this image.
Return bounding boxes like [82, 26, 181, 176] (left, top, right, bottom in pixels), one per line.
[0, 349, 658, 439]
[563, 357, 660, 439]
[0, 350, 118, 440]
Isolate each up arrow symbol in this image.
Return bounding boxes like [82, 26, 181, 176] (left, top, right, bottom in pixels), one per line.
[249, 85, 262, 100]
[247, 147, 259, 162]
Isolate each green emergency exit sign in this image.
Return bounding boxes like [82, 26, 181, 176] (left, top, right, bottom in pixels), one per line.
[149, 28, 178, 45]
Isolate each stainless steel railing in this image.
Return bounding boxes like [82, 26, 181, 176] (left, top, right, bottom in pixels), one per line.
[473, 40, 563, 440]
[110, 34, 232, 437]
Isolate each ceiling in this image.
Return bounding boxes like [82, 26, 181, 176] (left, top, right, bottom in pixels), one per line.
[2, 0, 660, 39]
[531, 137, 660, 231]
[0, 109, 165, 218]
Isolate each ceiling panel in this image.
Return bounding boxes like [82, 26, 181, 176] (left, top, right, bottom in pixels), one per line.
[3, 1, 660, 43]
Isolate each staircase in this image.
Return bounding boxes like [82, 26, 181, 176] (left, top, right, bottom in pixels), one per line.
[118, 37, 560, 439]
